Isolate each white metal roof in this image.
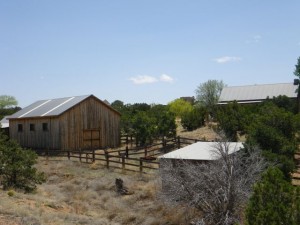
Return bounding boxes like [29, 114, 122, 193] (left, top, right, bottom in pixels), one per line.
[0, 116, 9, 128]
[159, 141, 244, 161]
[219, 83, 297, 104]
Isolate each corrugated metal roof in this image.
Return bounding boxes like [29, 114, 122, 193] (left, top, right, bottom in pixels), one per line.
[159, 142, 243, 161]
[219, 83, 297, 103]
[9, 95, 91, 119]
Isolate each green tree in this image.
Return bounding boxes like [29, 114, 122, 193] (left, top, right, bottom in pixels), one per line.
[116, 103, 151, 135]
[0, 95, 20, 120]
[132, 111, 156, 146]
[266, 95, 297, 114]
[195, 80, 225, 121]
[0, 95, 18, 109]
[111, 100, 124, 113]
[294, 56, 300, 78]
[181, 106, 205, 131]
[119, 102, 177, 144]
[294, 57, 300, 112]
[247, 102, 297, 178]
[246, 167, 300, 225]
[168, 98, 193, 118]
[0, 106, 21, 120]
[129, 103, 151, 113]
[0, 133, 45, 192]
[216, 101, 249, 141]
[149, 105, 176, 138]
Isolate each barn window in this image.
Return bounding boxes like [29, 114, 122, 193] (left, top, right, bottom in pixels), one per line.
[42, 123, 48, 131]
[18, 124, 23, 132]
[30, 124, 35, 131]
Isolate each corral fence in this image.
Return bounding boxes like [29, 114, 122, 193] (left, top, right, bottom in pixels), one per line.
[36, 136, 204, 173]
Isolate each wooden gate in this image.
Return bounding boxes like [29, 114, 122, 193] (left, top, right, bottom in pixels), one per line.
[83, 129, 100, 149]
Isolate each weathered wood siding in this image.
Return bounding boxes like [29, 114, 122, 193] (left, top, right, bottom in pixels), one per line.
[59, 96, 120, 150]
[9, 118, 60, 149]
[9, 96, 121, 150]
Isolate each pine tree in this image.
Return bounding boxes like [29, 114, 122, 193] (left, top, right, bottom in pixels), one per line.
[0, 132, 45, 192]
[246, 167, 300, 225]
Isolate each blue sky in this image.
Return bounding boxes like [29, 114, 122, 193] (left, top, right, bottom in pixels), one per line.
[1, 0, 300, 107]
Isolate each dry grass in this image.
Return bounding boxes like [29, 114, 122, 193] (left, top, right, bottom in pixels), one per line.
[0, 157, 197, 225]
[176, 119, 219, 141]
[0, 123, 216, 224]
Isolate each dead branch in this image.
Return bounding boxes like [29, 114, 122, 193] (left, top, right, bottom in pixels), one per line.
[159, 140, 267, 225]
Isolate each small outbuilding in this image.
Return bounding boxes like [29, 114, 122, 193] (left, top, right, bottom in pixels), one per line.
[8, 95, 121, 150]
[218, 83, 297, 104]
[159, 141, 244, 163]
[159, 141, 244, 191]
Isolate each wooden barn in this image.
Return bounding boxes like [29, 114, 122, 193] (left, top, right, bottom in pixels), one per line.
[8, 95, 121, 150]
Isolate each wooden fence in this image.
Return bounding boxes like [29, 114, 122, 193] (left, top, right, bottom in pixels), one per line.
[37, 136, 204, 173]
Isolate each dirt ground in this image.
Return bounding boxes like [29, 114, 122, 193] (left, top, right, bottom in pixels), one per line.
[0, 215, 22, 225]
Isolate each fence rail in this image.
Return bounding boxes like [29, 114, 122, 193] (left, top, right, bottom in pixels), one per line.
[37, 136, 202, 173]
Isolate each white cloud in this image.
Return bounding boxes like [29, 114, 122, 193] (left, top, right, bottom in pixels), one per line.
[246, 35, 262, 44]
[160, 74, 174, 83]
[253, 35, 262, 42]
[213, 56, 242, 64]
[129, 75, 158, 84]
[129, 74, 175, 85]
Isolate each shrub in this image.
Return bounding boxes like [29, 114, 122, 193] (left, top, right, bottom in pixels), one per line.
[132, 111, 157, 146]
[118, 103, 177, 143]
[168, 98, 193, 118]
[181, 107, 205, 131]
[247, 102, 298, 178]
[246, 167, 300, 225]
[7, 189, 15, 197]
[216, 101, 249, 141]
[0, 133, 45, 192]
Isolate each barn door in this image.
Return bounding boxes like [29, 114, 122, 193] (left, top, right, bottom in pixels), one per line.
[83, 129, 100, 150]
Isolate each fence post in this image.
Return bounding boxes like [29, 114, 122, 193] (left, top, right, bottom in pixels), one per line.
[104, 150, 109, 169]
[92, 149, 95, 162]
[79, 149, 82, 162]
[139, 159, 143, 173]
[177, 136, 181, 149]
[126, 146, 129, 158]
[46, 148, 49, 161]
[122, 155, 125, 171]
[68, 149, 70, 160]
[45, 148, 49, 164]
[144, 146, 147, 157]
